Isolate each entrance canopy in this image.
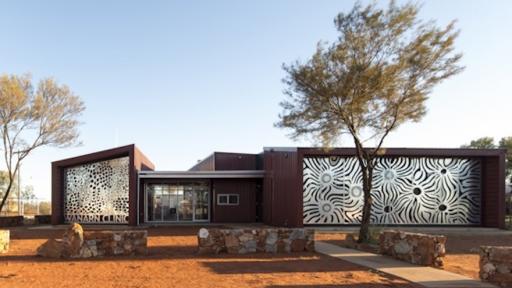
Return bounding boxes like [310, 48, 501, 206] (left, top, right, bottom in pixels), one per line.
[139, 170, 265, 224]
[138, 170, 265, 179]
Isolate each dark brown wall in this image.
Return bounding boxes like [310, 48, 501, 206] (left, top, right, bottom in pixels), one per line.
[52, 144, 155, 226]
[133, 147, 156, 225]
[189, 153, 215, 171]
[214, 152, 258, 170]
[189, 152, 259, 171]
[262, 150, 302, 227]
[212, 179, 257, 223]
[481, 154, 506, 228]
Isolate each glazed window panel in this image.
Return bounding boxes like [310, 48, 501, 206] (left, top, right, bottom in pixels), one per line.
[303, 156, 481, 225]
[217, 194, 239, 206]
[63, 156, 130, 224]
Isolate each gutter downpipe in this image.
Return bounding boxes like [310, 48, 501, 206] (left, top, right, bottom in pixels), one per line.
[136, 171, 140, 226]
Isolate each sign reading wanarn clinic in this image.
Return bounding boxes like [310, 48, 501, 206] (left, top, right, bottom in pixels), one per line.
[63, 156, 130, 224]
[64, 214, 129, 224]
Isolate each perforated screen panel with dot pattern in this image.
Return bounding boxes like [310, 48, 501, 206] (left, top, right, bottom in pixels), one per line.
[63, 156, 130, 224]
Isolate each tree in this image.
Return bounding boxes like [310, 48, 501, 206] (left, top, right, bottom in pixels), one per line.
[276, 1, 463, 242]
[461, 137, 496, 149]
[0, 74, 85, 212]
[0, 170, 18, 198]
[21, 185, 35, 200]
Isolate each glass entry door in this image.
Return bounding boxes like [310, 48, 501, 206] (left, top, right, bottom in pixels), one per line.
[146, 181, 209, 223]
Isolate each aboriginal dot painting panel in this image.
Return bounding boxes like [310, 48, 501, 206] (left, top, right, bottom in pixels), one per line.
[63, 156, 129, 224]
[303, 157, 481, 225]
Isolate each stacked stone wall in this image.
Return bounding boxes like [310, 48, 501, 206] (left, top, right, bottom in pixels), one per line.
[480, 246, 512, 287]
[379, 230, 446, 267]
[198, 228, 314, 254]
[37, 223, 147, 258]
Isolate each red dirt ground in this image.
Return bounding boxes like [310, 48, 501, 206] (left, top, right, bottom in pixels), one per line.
[316, 231, 512, 280]
[0, 226, 420, 288]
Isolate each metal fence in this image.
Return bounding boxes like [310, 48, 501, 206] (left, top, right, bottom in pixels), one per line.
[0, 198, 51, 216]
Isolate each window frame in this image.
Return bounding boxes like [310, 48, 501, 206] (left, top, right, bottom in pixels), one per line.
[217, 193, 239, 206]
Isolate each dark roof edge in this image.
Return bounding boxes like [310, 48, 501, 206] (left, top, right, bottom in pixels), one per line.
[52, 144, 136, 166]
[139, 170, 265, 179]
[297, 147, 506, 157]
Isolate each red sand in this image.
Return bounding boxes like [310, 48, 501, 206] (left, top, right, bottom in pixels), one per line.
[0, 226, 418, 288]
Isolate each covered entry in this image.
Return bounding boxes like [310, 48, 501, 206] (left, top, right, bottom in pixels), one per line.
[145, 181, 209, 223]
[139, 170, 264, 224]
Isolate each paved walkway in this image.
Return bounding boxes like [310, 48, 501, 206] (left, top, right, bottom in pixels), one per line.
[315, 241, 497, 288]
[314, 226, 512, 236]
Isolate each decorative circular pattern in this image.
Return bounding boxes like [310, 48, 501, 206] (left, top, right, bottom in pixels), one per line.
[321, 202, 332, 213]
[384, 169, 395, 181]
[321, 173, 333, 184]
[303, 156, 481, 225]
[350, 185, 363, 198]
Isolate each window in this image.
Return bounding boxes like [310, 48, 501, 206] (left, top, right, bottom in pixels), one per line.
[217, 193, 239, 206]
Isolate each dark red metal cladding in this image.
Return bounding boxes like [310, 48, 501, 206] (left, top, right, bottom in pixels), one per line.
[189, 152, 259, 171]
[189, 153, 215, 171]
[213, 152, 259, 170]
[51, 144, 155, 226]
[481, 153, 506, 228]
[211, 179, 258, 223]
[262, 149, 302, 227]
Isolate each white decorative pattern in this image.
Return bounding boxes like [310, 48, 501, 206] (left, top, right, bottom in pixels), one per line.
[303, 157, 481, 225]
[64, 157, 129, 224]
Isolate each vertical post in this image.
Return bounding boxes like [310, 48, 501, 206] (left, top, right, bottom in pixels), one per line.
[18, 163, 21, 216]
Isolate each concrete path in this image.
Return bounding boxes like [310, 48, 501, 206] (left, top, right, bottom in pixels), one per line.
[315, 241, 497, 288]
[314, 226, 512, 236]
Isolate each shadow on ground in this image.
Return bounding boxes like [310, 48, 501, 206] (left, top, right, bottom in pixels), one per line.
[201, 257, 365, 274]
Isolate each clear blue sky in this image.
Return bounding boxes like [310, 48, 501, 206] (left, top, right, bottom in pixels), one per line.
[0, 0, 511, 199]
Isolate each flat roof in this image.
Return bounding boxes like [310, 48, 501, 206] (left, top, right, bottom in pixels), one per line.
[138, 170, 265, 179]
[297, 147, 506, 157]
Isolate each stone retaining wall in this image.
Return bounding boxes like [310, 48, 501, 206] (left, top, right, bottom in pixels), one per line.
[37, 223, 147, 258]
[379, 230, 446, 267]
[0, 230, 9, 253]
[0, 216, 23, 227]
[198, 228, 314, 254]
[480, 246, 512, 287]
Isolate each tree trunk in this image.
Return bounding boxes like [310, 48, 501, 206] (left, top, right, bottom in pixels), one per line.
[0, 180, 14, 213]
[356, 152, 374, 243]
[358, 170, 373, 243]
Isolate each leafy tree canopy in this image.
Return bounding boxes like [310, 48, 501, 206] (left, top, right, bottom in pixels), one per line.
[0, 74, 85, 212]
[461, 137, 496, 149]
[276, 1, 463, 242]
